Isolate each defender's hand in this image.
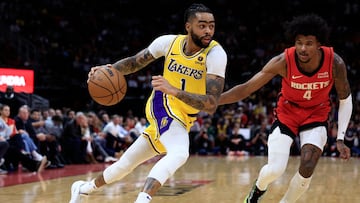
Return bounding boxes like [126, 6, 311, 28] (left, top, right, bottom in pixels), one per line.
[336, 140, 351, 160]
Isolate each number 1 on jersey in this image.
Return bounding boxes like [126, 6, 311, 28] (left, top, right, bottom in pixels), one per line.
[181, 78, 186, 90]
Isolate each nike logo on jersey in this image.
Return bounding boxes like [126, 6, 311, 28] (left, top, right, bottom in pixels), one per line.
[292, 75, 303, 79]
[170, 52, 179, 56]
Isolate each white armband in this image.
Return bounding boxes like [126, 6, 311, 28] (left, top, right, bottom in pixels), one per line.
[337, 94, 353, 140]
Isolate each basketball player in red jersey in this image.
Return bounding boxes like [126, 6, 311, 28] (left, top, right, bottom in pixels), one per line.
[219, 14, 353, 202]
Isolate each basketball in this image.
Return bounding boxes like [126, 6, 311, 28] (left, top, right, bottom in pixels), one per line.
[88, 66, 127, 106]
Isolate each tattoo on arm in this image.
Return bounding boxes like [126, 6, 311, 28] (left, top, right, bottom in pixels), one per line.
[333, 53, 351, 99]
[112, 49, 155, 75]
[177, 75, 224, 114]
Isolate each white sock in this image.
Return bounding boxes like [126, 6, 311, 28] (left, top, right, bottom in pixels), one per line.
[280, 171, 312, 203]
[134, 192, 152, 203]
[79, 179, 98, 194]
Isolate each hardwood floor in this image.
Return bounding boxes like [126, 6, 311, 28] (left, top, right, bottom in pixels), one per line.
[0, 156, 359, 203]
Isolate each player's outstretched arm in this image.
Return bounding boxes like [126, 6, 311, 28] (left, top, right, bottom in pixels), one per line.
[219, 54, 284, 105]
[152, 74, 224, 115]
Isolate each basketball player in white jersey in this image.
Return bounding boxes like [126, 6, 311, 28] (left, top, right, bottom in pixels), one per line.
[69, 3, 227, 203]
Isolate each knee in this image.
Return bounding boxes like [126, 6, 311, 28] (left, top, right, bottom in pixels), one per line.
[103, 156, 132, 183]
[299, 145, 321, 177]
[267, 163, 287, 178]
[299, 159, 316, 178]
[171, 149, 189, 165]
[165, 148, 189, 171]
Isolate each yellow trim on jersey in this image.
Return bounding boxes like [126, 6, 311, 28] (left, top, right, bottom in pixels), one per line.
[142, 132, 166, 154]
[162, 94, 186, 127]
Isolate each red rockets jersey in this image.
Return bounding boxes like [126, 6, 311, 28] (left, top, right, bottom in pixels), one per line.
[282, 46, 334, 108]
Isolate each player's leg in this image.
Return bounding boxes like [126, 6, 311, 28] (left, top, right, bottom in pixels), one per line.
[245, 126, 293, 203]
[134, 120, 189, 203]
[69, 135, 157, 203]
[280, 126, 327, 203]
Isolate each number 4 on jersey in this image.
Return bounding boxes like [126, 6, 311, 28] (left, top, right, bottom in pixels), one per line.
[303, 90, 312, 100]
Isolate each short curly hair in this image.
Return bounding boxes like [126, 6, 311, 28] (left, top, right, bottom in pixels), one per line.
[284, 13, 330, 44]
[184, 3, 213, 23]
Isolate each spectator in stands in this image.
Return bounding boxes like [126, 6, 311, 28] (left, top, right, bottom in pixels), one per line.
[87, 112, 117, 163]
[232, 106, 248, 128]
[29, 108, 62, 164]
[44, 108, 56, 129]
[189, 116, 202, 155]
[214, 118, 230, 155]
[3, 145, 49, 173]
[61, 112, 97, 164]
[1, 104, 46, 162]
[1, 114, 49, 173]
[194, 119, 216, 155]
[214, 131, 229, 156]
[324, 122, 339, 157]
[100, 112, 110, 127]
[344, 121, 357, 152]
[62, 109, 76, 126]
[351, 131, 360, 157]
[228, 122, 248, 156]
[102, 114, 131, 153]
[249, 121, 269, 155]
[88, 112, 103, 132]
[0, 85, 25, 118]
[14, 105, 40, 146]
[39, 114, 65, 168]
[0, 116, 10, 174]
[124, 116, 138, 142]
[134, 117, 148, 137]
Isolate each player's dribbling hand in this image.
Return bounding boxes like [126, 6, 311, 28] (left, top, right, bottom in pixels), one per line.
[87, 64, 112, 83]
[336, 140, 351, 160]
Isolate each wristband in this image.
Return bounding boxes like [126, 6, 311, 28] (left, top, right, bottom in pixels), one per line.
[337, 94, 352, 140]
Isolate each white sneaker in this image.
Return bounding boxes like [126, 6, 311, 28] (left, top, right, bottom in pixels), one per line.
[104, 156, 118, 162]
[69, 180, 86, 203]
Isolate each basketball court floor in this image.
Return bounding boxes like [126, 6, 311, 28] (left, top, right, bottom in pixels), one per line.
[0, 155, 359, 203]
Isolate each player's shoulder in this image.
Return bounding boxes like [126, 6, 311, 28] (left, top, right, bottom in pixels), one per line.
[332, 51, 345, 65]
[268, 53, 286, 65]
[332, 51, 347, 77]
[153, 34, 178, 44]
[208, 40, 227, 57]
[262, 53, 286, 75]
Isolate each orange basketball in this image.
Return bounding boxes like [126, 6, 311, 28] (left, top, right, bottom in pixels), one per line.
[88, 66, 127, 106]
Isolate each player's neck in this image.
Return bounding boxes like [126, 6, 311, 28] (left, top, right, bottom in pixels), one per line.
[297, 49, 323, 73]
[183, 39, 201, 56]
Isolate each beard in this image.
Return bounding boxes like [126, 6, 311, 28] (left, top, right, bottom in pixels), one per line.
[190, 31, 211, 48]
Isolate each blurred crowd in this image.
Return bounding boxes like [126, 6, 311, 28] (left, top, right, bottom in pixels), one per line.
[0, 93, 148, 174]
[0, 0, 360, 174]
[1, 83, 359, 175]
